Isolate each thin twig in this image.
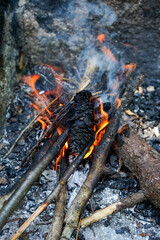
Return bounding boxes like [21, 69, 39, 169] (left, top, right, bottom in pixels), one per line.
[76, 214, 82, 240]
[47, 150, 69, 240]
[3, 95, 61, 159]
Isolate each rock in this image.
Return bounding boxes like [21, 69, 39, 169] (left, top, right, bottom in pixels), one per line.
[146, 86, 155, 92]
[0, 176, 7, 185]
[0, 2, 19, 136]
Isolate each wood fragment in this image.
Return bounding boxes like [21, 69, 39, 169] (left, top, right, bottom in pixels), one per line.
[81, 191, 146, 228]
[47, 185, 67, 240]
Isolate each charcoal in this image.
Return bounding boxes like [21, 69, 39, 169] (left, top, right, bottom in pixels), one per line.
[68, 90, 94, 155]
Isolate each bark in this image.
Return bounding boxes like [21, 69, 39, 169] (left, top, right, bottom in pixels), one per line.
[119, 129, 160, 209]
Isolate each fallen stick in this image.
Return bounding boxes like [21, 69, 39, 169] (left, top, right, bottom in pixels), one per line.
[119, 129, 160, 209]
[10, 135, 95, 240]
[47, 150, 69, 240]
[81, 190, 146, 228]
[0, 128, 69, 231]
[61, 116, 119, 240]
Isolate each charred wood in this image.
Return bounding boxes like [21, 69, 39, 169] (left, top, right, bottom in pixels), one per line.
[60, 74, 144, 239]
[68, 90, 94, 155]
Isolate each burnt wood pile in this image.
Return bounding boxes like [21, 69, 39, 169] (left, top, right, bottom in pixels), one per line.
[0, 66, 160, 240]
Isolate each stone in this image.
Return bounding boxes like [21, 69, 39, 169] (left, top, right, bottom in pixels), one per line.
[146, 86, 155, 92]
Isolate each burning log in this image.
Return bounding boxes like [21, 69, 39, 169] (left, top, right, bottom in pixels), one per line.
[0, 128, 69, 231]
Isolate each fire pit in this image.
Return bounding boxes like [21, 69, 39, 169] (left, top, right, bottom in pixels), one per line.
[0, 0, 160, 240]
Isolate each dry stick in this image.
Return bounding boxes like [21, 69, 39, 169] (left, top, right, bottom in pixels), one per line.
[47, 150, 69, 240]
[60, 74, 144, 239]
[61, 117, 119, 240]
[81, 191, 146, 228]
[10, 135, 95, 240]
[77, 59, 97, 92]
[3, 95, 61, 159]
[47, 185, 67, 240]
[0, 128, 69, 232]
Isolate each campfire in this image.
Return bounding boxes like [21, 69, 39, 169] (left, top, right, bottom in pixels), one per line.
[0, 0, 160, 239]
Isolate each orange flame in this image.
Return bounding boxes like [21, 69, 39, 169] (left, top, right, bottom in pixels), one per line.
[53, 128, 69, 170]
[117, 123, 129, 134]
[124, 63, 136, 74]
[101, 46, 118, 63]
[97, 33, 118, 63]
[84, 100, 109, 158]
[23, 66, 63, 130]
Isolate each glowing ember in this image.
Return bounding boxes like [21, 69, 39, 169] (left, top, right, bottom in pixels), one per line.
[97, 33, 106, 43]
[53, 128, 69, 171]
[124, 63, 136, 74]
[116, 98, 121, 110]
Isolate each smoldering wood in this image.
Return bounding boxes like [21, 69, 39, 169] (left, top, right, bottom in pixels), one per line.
[69, 90, 94, 155]
[119, 129, 160, 209]
[0, 128, 69, 231]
